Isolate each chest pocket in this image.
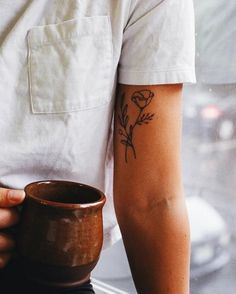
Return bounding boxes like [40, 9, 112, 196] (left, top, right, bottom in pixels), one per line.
[27, 16, 113, 114]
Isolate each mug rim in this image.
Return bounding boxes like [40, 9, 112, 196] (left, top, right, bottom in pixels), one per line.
[24, 180, 106, 209]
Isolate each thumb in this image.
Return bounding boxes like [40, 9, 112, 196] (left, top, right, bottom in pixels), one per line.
[0, 188, 25, 207]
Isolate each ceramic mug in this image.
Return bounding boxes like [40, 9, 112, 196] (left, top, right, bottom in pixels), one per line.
[16, 180, 106, 288]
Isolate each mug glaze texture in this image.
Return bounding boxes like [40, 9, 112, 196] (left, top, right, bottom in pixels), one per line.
[17, 180, 106, 288]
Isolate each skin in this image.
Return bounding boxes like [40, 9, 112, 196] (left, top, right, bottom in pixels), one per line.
[0, 83, 190, 294]
[0, 188, 25, 268]
[114, 84, 190, 294]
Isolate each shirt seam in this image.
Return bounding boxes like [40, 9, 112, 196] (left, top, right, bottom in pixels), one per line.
[29, 34, 111, 49]
[119, 67, 195, 73]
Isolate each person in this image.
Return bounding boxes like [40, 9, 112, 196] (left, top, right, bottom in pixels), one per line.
[0, 0, 195, 293]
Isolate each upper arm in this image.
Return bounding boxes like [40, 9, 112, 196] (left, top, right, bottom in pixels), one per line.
[114, 83, 184, 210]
[113, 0, 195, 212]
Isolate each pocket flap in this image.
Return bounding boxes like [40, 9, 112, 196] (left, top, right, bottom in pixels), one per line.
[28, 16, 112, 49]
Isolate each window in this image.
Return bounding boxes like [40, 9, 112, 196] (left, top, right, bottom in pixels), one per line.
[184, 1, 236, 293]
[92, 2, 235, 293]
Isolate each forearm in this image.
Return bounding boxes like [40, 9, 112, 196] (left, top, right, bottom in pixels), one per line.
[115, 193, 190, 294]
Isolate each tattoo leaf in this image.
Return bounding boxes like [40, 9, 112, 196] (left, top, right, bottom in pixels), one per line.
[120, 93, 125, 109]
[118, 114, 123, 126]
[124, 116, 129, 128]
[122, 104, 128, 117]
[137, 113, 155, 125]
[129, 125, 133, 136]
[120, 140, 132, 147]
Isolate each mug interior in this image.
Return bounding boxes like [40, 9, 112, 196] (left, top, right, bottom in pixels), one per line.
[25, 181, 102, 205]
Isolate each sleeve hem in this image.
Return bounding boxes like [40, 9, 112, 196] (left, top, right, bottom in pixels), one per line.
[118, 68, 196, 85]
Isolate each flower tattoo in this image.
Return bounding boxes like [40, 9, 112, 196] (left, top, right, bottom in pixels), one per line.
[118, 89, 156, 163]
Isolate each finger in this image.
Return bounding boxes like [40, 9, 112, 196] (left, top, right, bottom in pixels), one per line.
[0, 188, 25, 208]
[0, 252, 12, 269]
[0, 208, 19, 229]
[0, 233, 15, 252]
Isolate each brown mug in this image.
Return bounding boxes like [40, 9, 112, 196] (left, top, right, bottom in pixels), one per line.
[16, 180, 106, 288]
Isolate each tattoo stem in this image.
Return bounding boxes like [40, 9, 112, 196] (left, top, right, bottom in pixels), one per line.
[118, 90, 155, 163]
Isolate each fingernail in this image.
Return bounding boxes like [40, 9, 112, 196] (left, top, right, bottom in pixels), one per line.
[8, 190, 25, 203]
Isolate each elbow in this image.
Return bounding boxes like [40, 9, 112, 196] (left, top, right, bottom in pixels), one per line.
[114, 191, 186, 224]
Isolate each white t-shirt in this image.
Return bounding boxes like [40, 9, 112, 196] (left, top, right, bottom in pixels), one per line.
[0, 0, 195, 248]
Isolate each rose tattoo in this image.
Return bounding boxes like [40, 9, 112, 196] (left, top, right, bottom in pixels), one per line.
[118, 90, 155, 163]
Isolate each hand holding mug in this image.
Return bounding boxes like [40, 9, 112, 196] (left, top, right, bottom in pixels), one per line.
[0, 188, 25, 268]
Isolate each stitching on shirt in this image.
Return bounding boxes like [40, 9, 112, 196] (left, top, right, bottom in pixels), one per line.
[124, 0, 135, 30]
[124, 0, 166, 30]
[28, 15, 112, 49]
[119, 67, 194, 73]
[29, 33, 110, 50]
[31, 99, 111, 114]
[27, 34, 34, 113]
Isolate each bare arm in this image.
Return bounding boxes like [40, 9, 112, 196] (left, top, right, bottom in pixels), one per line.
[114, 84, 190, 294]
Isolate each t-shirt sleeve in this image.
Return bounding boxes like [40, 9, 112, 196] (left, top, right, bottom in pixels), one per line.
[118, 0, 196, 85]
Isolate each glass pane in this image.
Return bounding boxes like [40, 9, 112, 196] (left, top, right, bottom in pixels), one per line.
[184, 1, 236, 293]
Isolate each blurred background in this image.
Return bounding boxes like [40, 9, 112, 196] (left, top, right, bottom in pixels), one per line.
[92, 1, 236, 293]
